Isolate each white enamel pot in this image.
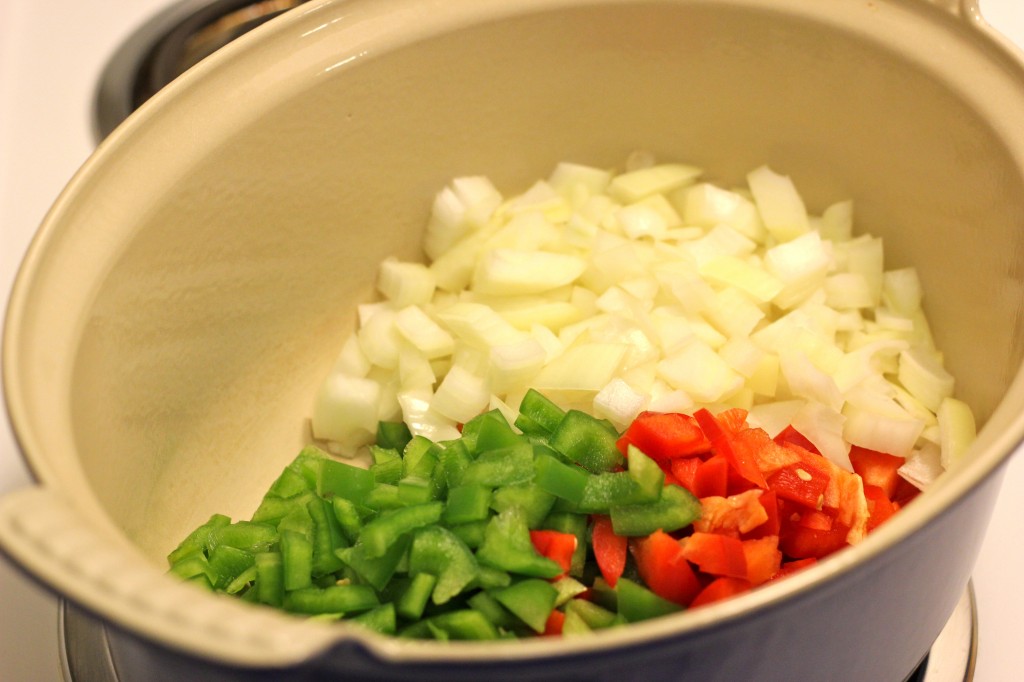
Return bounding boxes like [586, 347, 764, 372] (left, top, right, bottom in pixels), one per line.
[4, 1, 1024, 680]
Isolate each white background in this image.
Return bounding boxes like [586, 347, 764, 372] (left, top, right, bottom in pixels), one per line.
[1, 1, 1023, 680]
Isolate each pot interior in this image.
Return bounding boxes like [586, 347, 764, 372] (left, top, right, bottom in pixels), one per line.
[11, 0, 1024, 584]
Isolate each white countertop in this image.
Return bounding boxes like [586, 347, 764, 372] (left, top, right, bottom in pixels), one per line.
[2, 1, 1023, 680]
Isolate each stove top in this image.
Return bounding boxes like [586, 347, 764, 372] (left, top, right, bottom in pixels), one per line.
[1, 1, 1023, 680]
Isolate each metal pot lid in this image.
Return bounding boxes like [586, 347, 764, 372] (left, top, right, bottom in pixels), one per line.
[92, 0, 310, 142]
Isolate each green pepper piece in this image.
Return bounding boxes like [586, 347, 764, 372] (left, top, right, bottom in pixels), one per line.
[277, 503, 314, 540]
[287, 446, 330, 490]
[515, 389, 566, 436]
[208, 521, 279, 554]
[307, 496, 346, 576]
[449, 520, 489, 549]
[280, 529, 313, 591]
[360, 502, 443, 559]
[283, 584, 380, 615]
[370, 458, 403, 486]
[255, 551, 284, 607]
[576, 471, 650, 513]
[437, 439, 474, 488]
[251, 494, 301, 526]
[444, 485, 492, 525]
[207, 544, 255, 590]
[268, 466, 313, 499]
[461, 443, 535, 488]
[331, 496, 372, 543]
[167, 513, 231, 564]
[490, 484, 556, 529]
[476, 507, 562, 579]
[336, 534, 412, 591]
[467, 591, 518, 629]
[426, 610, 499, 640]
[561, 607, 592, 636]
[351, 603, 397, 635]
[492, 579, 558, 633]
[615, 577, 681, 622]
[318, 458, 375, 503]
[564, 598, 623, 630]
[471, 410, 523, 453]
[396, 572, 438, 620]
[625, 445, 664, 501]
[224, 564, 258, 595]
[549, 409, 623, 473]
[610, 484, 701, 536]
[168, 552, 215, 585]
[534, 453, 589, 505]
[473, 565, 512, 590]
[408, 525, 479, 605]
[377, 421, 413, 452]
[402, 436, 440, 478]
[551, 576, 588, 607]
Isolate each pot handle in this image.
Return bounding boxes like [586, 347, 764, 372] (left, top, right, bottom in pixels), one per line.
[0, 485, 340, 669]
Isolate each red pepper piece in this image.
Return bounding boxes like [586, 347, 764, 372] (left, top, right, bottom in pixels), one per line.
[774, 425, 820, 454]
[743, 536, 782, 585]
[591, 515, 627, 588]
[693, 409, 767, 489]
[690, 577, 753, 608]
[669, 457, 701, 493]
[766, 461, 830, 509]
[692, 455, 730, 498]
[849, 446, 905, 499]
[681, 531, 748, 579]
[542, 608, 565, 636]
[615, 412, 710, 462]
[715, 407, 749, 434]
[863, 484, 898, 530]
[529, 529, 578, 577]
[630, 530, 702, 606]
[744, 489, 780, 540]
[779, 522, 849, 559]
[797, 509, 834, 531]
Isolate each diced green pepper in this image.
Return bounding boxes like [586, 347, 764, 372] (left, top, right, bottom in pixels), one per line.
[351, 603, 398, 635]
[549, 409, 623, 473]
[283, 584, 380, 615]
[470, 410, 524, 453]
[398, 475, 438, 506]
[534, 453, 589, 505]
[449, 520, 489, 548]
[476, 508, 562, 579]
[360, 502, 443, 559]
[437, 438, 474, 489]
[564, 597, 624, 630]
[515, 389, 566, 436]
[397, 572, 438, 620]
[224, 564, 258, 595]
[336, 534, 412, 591]
[255, 551, 284, 607]
[444, 485, 492, 525]
[331, 496, 371, 543]
[467, 591, 518, 629]
[376, 421, 413, 452]
[610, 484, 701, 536]
[408, 525, 479, 605]
[364, 483, 403, 511]
[614, 577, 681, 622]
[167, 513, 231, 564]
[318, 458, 375, 503]
[426, 609, 500, 640]
[207, 544, 255, 590]
[492, 579, 558, 633]
[490, 484, 556, 529]
[461, 443, 535, 487]
[576, 471, 652, 513]
[280, 529, 313, 591]
[208, 521, 278, 554]
[370, 458, 403, 486]
[306, 496, 346, 575]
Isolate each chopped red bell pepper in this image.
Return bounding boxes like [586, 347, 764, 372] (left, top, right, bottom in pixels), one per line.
[694, 489, 768, 536]
[766, 462, 830, 509]
[591, 515, 627, 588]
[615, 411, 710, 462]
[692, 455, 730, 498]
[774, 425, 820, 454]
[630, 530, 702, 606]
[690, 577, 753, 608]
[743, 535, 782, 585]
[669, 457, 701, 493]
[849, 446, 905, 499]
[681, 532, 748, 580]
[693, 409, 767, 489]
[744, 489, 781, 540]
[542, 608, 565, 636]
[863, 484, 898, 530]
[529, 529, 578, 577]
[771, 557, 818, 581]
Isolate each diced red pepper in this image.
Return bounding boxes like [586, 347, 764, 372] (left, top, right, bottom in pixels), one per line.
[669, 457, 701, 493]
[694, 489, 768, 536]
[591, 515, 627, 588]
[714, 407, 749, 434]
[766, 462, 830, 509]
[630, 530, 702, 606]
[734, 427, 801, 476]
[615, 411, 710, 462]
[774, 425, 820, 454]
[779, 521, 849, 559]
[690, 577, 753, 608]
[849, 446, 905, 499]
[681, 532, 748, 579]
[863, 484, 898, 530]
[743, 535, 782, 585]
[542, 608, 565, 636]
[744, 489, 781, 540]
[797, 509, 834, 531]
[693, 409, 767, 489]
[892, 477, 922, 508]
[692, 455, 730, 498]
[529, 529, 578, 577]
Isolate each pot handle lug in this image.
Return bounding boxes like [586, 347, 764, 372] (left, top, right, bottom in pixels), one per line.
[0, 486, 339, 669]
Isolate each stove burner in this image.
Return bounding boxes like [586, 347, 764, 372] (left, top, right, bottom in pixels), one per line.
[93, 0, 310, 141]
